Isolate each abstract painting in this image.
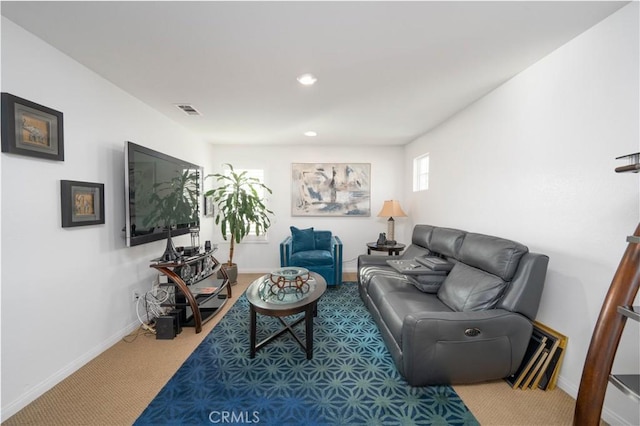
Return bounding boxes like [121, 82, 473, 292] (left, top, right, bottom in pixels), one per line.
[291, 163, 370, 216]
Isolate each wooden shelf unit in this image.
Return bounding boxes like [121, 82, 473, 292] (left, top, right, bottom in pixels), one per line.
[574, 154, 640, 424]
[608, 306, 640, 403]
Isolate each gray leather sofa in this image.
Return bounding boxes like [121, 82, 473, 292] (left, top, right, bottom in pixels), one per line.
[358, 224, 549, 386]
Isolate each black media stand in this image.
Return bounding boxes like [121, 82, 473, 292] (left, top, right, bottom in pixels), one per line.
[150, 248, 231, 333]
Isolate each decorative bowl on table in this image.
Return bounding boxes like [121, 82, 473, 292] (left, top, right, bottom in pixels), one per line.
[259, 267, 313, 302]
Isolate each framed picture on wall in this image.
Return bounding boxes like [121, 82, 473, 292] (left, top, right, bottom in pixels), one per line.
[291, 163, 371, 217]
[1, 93, 64, 161]
[61, 180, 105, 227]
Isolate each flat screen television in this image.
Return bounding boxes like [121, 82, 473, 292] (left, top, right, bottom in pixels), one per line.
[124, 141, 201, 247]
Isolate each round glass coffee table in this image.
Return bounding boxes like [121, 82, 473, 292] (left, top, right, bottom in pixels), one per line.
[246, 270, 327, 360]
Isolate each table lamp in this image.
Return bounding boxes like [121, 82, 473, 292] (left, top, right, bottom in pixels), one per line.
[377, 200, 407, 245]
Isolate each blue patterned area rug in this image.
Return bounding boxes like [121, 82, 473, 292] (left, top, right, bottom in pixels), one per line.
[135, 283, 479, 426]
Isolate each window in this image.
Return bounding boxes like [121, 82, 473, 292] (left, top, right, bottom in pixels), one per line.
[413, 153, 429, 191]
[228, 168, 269, 242]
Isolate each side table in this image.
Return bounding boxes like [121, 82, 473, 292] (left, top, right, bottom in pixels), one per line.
[367, 242, 406, 256]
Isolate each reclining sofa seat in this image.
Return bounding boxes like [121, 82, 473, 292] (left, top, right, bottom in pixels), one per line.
[358, 224, 549, 386]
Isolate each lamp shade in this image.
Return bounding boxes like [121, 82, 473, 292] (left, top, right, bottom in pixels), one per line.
[377, 200, 407, 218]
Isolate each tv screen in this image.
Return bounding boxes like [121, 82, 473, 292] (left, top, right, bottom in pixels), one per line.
[125, 141, 201, 247]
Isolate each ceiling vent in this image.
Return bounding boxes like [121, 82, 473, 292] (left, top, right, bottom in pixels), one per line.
[174, 104, 202, 116]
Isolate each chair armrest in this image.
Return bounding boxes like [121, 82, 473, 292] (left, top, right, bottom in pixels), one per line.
[280, 236, 293, 267]
[332, 235, 343, 285]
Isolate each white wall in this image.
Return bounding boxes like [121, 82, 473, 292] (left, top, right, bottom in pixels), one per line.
[405, 4, 639, 425]
[0, 18, 405, 418]
[2, 3, 638, 424]
[202, 145, 405, 273]
[0, 18, 217, 419]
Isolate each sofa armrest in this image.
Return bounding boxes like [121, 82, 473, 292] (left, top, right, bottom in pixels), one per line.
[401, 309, 533, 385]
[498, 252, 549, 320]
[358, 254, 392, 268]
[357, 254, 395, 287]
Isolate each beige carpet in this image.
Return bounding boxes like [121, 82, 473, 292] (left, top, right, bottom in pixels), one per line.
[455, 381, 582, 425]
[3, 273, 584, 425]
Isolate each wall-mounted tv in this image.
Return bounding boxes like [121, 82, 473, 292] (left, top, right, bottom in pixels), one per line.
[124, 141, 201, 247]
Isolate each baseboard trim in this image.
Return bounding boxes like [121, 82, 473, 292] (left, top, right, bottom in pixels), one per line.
[1, 320, 140, 422]
[557, 376, 631, 426]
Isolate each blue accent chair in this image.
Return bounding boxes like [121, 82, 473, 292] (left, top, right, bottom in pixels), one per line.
[280, 227, 343, 285]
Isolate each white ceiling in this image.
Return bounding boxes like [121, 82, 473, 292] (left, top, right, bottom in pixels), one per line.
[1, 1, 629, 146]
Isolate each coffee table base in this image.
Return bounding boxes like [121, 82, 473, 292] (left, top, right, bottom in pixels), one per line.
[250, 303, 316, 360]
[246, 272, 326, 361]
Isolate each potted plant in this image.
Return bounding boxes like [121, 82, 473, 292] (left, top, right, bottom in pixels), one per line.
[143, 168, 200, 261]
[205, 164, 273, 284]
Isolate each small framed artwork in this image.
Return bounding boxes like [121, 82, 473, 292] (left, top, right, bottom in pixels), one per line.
[1, 92, 64, 161]
[61, 180, 105, 227]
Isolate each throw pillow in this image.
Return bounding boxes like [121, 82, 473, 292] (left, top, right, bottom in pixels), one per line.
[290, 226, 315, 253]
[437, 263, 506, 311]
[315, 230, 333, 251]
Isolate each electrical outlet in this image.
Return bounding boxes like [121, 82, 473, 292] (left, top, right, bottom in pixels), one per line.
[132, 291, 140, 303]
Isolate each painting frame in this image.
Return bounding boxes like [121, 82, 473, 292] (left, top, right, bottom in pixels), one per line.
[291, 163, 371, 217]
[61, 180, 105, 227]
[1, 92, 64, 161]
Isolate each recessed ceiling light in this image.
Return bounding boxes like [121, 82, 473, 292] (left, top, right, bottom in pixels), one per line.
[304, 131, 317, 137]
[297, 73, 317, 86]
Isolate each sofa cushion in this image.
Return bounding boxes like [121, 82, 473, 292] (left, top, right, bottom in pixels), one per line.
[290, 226, 315, 253]
[429, 227, 466, 257]
[408, 274, 447, 293]
[315, 230, 333, 251]
[411, 224, 435, 248]
[437, 263, 506, 311]
[458, 233, 528, 281]
[368, 275, 451, 344]
[290, 249, 334, 266]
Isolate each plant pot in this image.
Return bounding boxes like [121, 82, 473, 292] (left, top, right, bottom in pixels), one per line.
[218, 263, 238, 285]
